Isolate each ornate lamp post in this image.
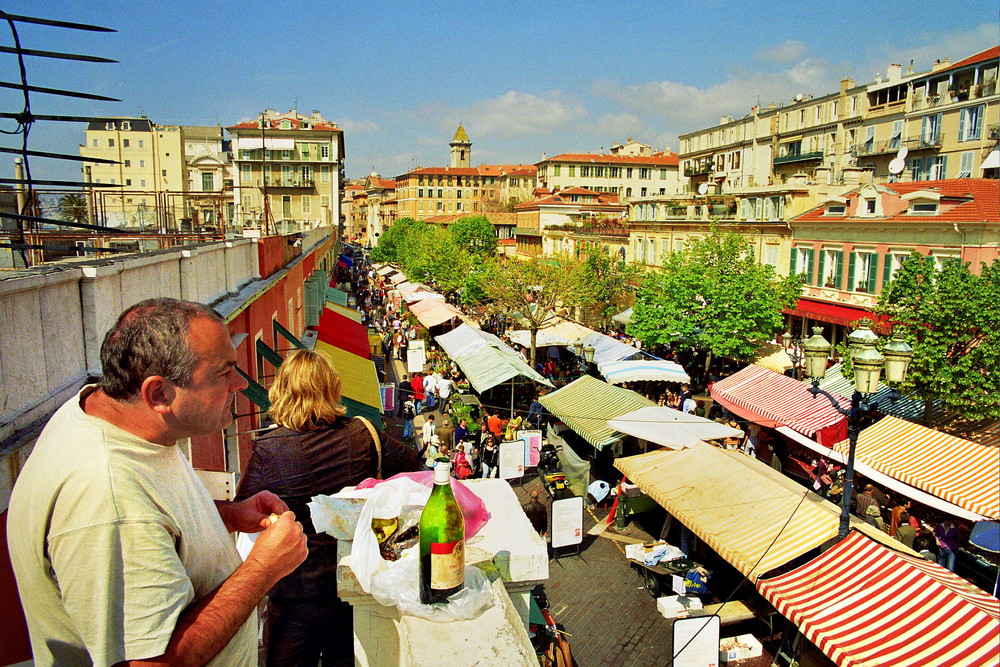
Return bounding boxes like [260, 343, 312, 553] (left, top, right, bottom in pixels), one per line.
[801, 319, 913, 539]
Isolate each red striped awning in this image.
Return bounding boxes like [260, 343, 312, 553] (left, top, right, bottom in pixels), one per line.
[831, 416, 1000, 520]
[317, 306, 371, 359]
[710, 365, 849, 445]
[758, 532, 1000, 667]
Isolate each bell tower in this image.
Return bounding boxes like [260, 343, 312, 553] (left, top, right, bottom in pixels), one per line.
[450, 124, 471, 168]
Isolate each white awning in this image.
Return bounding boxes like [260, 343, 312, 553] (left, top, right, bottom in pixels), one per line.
[236, 137, 295, 150]
[980, 148, 999, 170]
[608, 406, 743, 449]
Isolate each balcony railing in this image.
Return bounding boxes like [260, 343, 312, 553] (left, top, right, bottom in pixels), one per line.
[268, 178, 316, 188]
[904, 132, 942, 150]
[773, 150, 824, 165]
[851, 139, 904, 157]
[684, 162, 714, 177]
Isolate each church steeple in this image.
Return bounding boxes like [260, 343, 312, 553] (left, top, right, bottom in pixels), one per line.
[450, 124, 471, 168]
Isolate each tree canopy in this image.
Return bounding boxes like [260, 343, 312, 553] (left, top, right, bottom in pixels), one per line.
[369, 217, 419, 265]
[57, 193, 89, 225]
[480, 254, 591, 365]
[448, 215, 497, 258]
[875, 253, 1000, 422]
[628, 227, 802, 365]
[579, 244, 645, 329]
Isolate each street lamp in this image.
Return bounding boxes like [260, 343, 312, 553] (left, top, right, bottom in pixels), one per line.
[582, 343, 596, 364]
[803, 319, 912, 539]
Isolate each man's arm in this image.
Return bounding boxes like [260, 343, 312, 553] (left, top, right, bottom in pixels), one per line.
[116, 512, 307, 667]
[215, 490, 287, 533]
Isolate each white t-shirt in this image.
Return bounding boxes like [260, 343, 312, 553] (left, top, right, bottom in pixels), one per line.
[437, 378, 454, 398]
[423, 373, 438, 395]
[7, 387, 255, 667]
[681, 398, 697, 414]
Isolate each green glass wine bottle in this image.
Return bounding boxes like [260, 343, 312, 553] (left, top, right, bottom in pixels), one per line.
[419, 460, 465, 604]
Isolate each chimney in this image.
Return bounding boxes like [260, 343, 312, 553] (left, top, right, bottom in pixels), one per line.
[887, 63, 902, 81]
[840, 77, 855, 93]
[931, 57, 951, 72]
[842, 166, 863, 185]
[751, 105, 760, 115]
[768, 102, 777, 109]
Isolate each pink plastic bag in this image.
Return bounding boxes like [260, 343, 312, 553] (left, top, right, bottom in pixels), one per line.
[356, 471, 491, 538]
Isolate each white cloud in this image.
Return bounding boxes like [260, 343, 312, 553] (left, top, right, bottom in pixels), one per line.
[586, 113, 649, 140]
[407, 91, 588, 138]
[336, 118, 379, 133]
[756, 40, 808, 64]
[864, 23, 999, 79]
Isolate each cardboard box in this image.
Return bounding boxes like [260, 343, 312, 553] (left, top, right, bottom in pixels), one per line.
[719, 633, 763, 662]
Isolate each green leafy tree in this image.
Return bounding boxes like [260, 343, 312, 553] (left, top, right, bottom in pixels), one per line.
[400, 223, 471, 291]
[448, 215, 497, 258]
[57, 193, 89, 225]
[370, 217, 420, 264]
[628, 227, 802, 370]
[481, 254, 591, 366]
[580, 244, 646, 329]
[875, 253, 1000, 422]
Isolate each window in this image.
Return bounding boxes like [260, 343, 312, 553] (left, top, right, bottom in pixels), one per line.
[863, 126, 875, 152]
[139, 160, 145, 168]
[660, 168, 667, 179]
[959, 105, 984, 141]
[241, 164, 251, 181]
[820, 249, 844, 288]
[202, 172, 214, 190]
[640, 187, 648, 197]
[929, 155, 946, 180]
[580, 166, 591, 177]
[568, 166, 576, 177]
[321, 144, 330, 159]
[320, 165, 331, 182]
[626, 168, 633, 178]
[122, 121, 130, 131]
[161, 169, 167, 177]
[92, 138, 98, 147]
[716, 155, 725, 171]
[910, 201, 938, 214]
[125, 179, 132, 186]
[764, 196, 783, 221]
[138, 140, 144, 148]
[849, 251, 878, 293]
[302, 195, 312, 213]
[300, 165, 312, 182]
[825, 203, 846, 215]
[437, 201, 443, 211]
[456, 190, 462, 199]
[418, 188, 424, 197]
[281, 196, 291, 218]
[731, 151, 741, 169]
[921, 113, 942, 145]
[890, 121, 903, 149]
[282, 149, 291, 160]
[764, 245, 779, 268]
[864, 199, 876, 214]
[790, 246, 816, 283]
[741, 197, 762, 221]
[610, 167, 621, 178]
[320, 195, 330, 208]
[553, 165, 561, 176]
[958, 151, 974, 178]
[639, 168, 651, 179]
[437, 189, 443, 198]
[124, 160, 131, 168]
[140, 179, 146, 187]
[594, 167, 604, 177]
[123, 139, 130, 148]
[282, 164, 293, 184]
[242, 194, 252, 209]
[108, 138, 115, 147]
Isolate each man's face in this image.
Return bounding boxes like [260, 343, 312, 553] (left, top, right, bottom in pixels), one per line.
[168, 317, 248, 438]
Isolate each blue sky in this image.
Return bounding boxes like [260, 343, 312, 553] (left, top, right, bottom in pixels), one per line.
[3, 1, 997, 183]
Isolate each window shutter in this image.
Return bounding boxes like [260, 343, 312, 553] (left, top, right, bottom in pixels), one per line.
[808, 249, 816, 285]
[848, 252, 857, 290]
[835, 251, 844, 289]
[958, 109, 966, 142]
[790, 247, 798, 275]
[882, 254, 893, 291]
[817, 251, 827, 286]
[867, 255, 878, 293]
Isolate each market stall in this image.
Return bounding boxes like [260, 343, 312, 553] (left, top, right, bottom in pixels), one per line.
[803, 362, 931, 422]
[317, 305, 371, 359]
[539, 375, 654, 450]
[607, 406, 743, 449]
[434, 324, 552, 393]
[757, 531, 1000, 667]
[598, 359, 690, 385]
[615, 444, 914, 581]
[710, 364, 849, 445]
[314, 340, 384, 423]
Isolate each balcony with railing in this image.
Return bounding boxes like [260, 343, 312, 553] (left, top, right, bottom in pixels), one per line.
[904, 131, 942, 151]
[851, 139, 904, 158]
[773, 150, 824, 165]
[684, 161, 714, 177]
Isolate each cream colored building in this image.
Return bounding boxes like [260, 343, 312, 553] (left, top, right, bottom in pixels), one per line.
[678, 46, 998, 193]
[535, 149, 680, 200]
[229, 109, 344, 232]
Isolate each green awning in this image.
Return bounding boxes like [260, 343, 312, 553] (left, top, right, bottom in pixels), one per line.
[256, 339, 284, 369]
[273, 320, 307, 351]
[236, 367, 270, 410]
[540, 375, 655, 449]
[343, 396, 384, 427]
[326, 286, 349, 306]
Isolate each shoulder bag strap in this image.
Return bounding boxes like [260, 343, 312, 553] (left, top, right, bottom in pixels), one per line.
[355, 416, 382, 479]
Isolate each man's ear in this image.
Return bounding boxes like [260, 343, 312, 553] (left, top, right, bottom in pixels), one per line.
[141, 376, 174, 414]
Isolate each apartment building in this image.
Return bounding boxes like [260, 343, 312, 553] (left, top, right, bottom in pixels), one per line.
[229, 109, 344, 231]
[514, 187, 626, 257]
[678, 46, 998, 193]
[535, 148, 680, 200]
[394, 126, 536, 219]
[347, 174, 396, 243]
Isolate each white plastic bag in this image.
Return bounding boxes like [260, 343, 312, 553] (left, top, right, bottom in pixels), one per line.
[348, 476, 494, 622]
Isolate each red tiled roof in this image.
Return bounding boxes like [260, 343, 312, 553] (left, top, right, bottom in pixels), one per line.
[794, 178, 999, 224]
[372, 178, 395, 189]
[515, 188, 624, 210]
[403, 164, 537, 177]
[227, 118, 341, 132]
[938, 46, 1000, 74]
[539, 152, 679, 167]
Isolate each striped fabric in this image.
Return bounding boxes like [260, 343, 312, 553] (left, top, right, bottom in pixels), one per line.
[806, 363, 930, 422]
[711, 364, 849, 444]
[541, 375, 654, 449]
[315, 341, 384, 411]
[408, 299, 464, 328]
[615, 446, 911, 581]
[389, 273, 407, 284]
[599, 359, 690, 384]
[758, 532, 1000, 667]
[831, 416, 1000, 519]
[434, 324, 551, 393]
[317, 307, 370, 359]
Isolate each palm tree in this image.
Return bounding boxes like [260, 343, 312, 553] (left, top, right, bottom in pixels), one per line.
[57, 193, 89, 225]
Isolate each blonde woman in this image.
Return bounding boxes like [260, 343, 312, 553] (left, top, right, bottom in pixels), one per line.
[237, 349, 421, 667]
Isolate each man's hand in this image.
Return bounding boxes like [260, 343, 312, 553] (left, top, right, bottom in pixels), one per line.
[215, 491, 288, 533]
[246, 511, 309, 582]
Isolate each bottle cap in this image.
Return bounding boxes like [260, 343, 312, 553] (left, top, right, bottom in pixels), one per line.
[433, 460, 451, 483]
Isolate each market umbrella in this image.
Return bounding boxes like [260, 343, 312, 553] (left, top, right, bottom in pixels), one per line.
[607, 406, 744, 449]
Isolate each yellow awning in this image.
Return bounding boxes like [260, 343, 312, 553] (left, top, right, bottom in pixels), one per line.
[616, 444, 915, 582]
[324, 302, 363, 324]
[315, 340, 383, 410]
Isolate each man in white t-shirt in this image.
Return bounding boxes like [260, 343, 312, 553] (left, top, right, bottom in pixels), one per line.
[7, 298, 308, 667]
[423, 371, 439, 412]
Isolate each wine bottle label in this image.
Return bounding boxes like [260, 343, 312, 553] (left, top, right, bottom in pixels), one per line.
[429, 539, 464, 590]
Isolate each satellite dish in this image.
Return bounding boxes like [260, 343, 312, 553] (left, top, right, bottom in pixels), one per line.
[795, 93, 804, 101]
[697, 183, 709, 195]
[888, 158, 905, 175]
[896, 146, 909, 160]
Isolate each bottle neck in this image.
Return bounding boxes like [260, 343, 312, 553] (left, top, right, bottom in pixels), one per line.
[433, 461, 451, 484]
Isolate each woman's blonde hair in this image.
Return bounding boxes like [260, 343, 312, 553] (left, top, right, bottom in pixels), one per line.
[268, 349, 346, 430]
